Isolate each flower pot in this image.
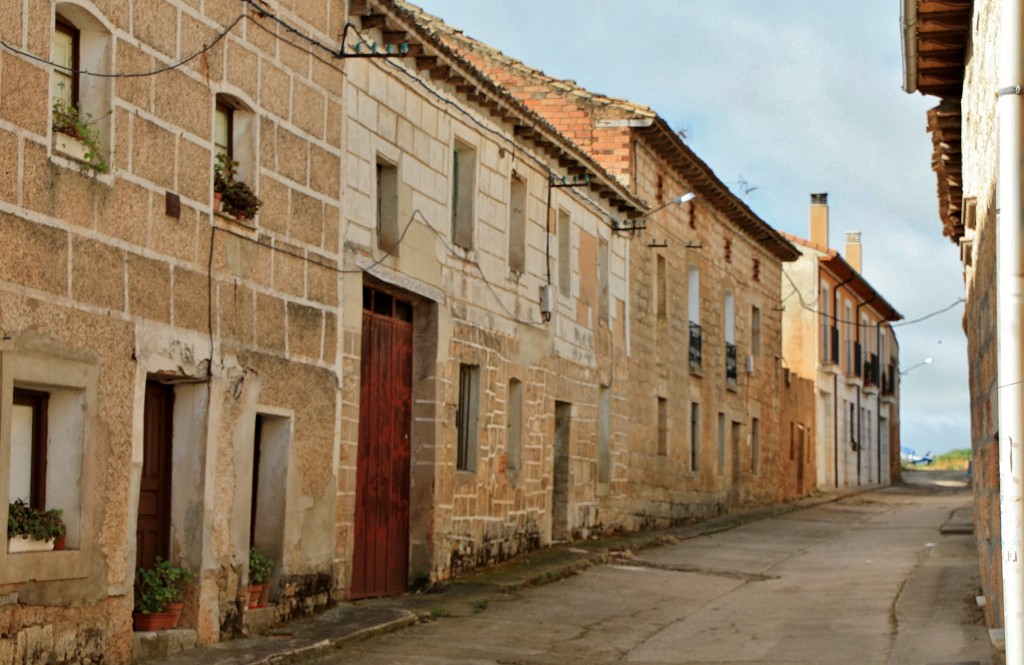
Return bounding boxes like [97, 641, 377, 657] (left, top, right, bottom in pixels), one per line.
[132, 610, 178, 631]
[53, 534, 66, 551]
[8, 535, 54, 553]
[258, 582, 271, 608]
[213, 191, 223, 213]
[53, 132, 89, 162]
[166, 602, 183, 627]
[235, 212, 247, 223]
[247, 584, 263, 609]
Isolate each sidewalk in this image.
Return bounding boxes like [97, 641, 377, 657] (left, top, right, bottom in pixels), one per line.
[142, 489, 871, 665]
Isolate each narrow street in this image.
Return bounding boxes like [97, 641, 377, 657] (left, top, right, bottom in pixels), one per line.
[306, 472, 990, 665]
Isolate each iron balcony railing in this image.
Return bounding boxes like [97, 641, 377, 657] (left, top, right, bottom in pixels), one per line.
[689, 322, 702, 370]
[725, 342, 738, 382]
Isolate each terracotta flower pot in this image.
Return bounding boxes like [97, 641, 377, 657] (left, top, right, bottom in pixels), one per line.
[132, 610, 177, 631]
[213, 191, 223, 213]
[258, 582, 271, 608]
[247, 584, 263, 609]
[166, 602, 183, 627]
[53, 535, 66, 551]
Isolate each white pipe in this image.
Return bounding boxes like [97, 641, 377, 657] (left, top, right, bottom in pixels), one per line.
[997, 0, 1024, 658]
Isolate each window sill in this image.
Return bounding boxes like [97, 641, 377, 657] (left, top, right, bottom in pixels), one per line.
[689, 364, 703, 378]
[214, 208, 256, 229]
[0, 547, 89, 584]
[726, 379, 739, 393]
[54, 132, 89, 162]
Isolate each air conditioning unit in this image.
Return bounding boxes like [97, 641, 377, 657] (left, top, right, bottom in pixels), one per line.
[745, 354, 755, 374]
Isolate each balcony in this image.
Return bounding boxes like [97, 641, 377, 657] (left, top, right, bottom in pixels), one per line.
[725, 342, 738, 383]
[864, 353, 880, 387]
[689, 322, 702, 371]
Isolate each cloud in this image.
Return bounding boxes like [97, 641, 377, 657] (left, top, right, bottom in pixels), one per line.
[416, 0, 971, 453]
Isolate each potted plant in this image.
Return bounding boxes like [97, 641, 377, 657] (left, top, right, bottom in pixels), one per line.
[7, 499, 65, 553]
[214, 152, 262, 221]
[51, 89, 109, 174]
[248, 548, 275, 609]
[133, 557, 195, 631]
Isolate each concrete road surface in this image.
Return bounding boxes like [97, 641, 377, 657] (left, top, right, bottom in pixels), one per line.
[305, 471, 992, 664]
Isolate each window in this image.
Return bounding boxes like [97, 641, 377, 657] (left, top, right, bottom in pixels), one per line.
[51, 8, 112, 170]
[456, 364, 480, 471]
[52, 18, 78, 107]
[376, 157, 399, 252]
[452, 140, 476, 250]
[509, 174, 527, 273]
[751, 417, 760, 475]
[656, 255, 667, 320]
[752, 258, 761, 283]
[690, 402, 700, 472]
[820, 284, 830, 362]
[558, 208, 571, 296]
[751, 306, 761, 357]
[657, 397, 668, 456]
[688, 266, 700, 325]
[506, 379, 522, 482]
[10, 390, 48, 510]
[845, 302, 854, 374]
[215, 101, 233, 161]
[724, 238, 732, 263]
[598, 385, 611, 484]
[598, 239, 610, 322]
[725, 291, 737, 383]
[1, 352, 97, 584]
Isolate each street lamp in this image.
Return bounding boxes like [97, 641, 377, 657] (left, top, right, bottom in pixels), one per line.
[646, 192, 696, 217]
[899, 357, 933, 376]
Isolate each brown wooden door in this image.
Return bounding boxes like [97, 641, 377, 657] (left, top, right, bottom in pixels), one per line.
[351, 288, 413, 599]
[137, 381, 174, 569]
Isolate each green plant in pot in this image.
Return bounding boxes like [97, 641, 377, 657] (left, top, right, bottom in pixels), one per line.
[7, 499, 66, 550]
[51, 90, 109, 174]
[133, 557, 195, 630]
[214, 152, 262, 220]
[248, 547, 275, 608]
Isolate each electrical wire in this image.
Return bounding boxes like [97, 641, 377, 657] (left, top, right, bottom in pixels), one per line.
[890, 298, 965, 327]
[213, 207, 543, 326]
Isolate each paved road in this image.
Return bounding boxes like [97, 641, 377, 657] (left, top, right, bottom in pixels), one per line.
[306, 472, 992, 664]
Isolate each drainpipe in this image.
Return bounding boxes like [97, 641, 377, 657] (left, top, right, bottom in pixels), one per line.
[998, 0, 1024, 657]
[832, 274, 855, 488]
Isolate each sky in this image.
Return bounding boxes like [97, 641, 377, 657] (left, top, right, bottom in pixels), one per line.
[414, 0, 970, 456]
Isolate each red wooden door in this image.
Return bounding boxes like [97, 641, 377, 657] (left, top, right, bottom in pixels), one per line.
[351, 288, 413, 599]
[137, 381, 174, 569]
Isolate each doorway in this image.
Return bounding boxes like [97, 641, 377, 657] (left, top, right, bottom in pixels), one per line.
[351, 286, 413, 599]
[552, 401, 571, 542]
[137, 381, 174, 569]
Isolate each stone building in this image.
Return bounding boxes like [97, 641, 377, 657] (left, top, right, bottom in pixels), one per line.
[0, 0, 647, 660]
[899, 0, 1001, 641]
[0, 0, 827, 661]
[780, 195, 902, 491]
[398, 1, 815, 523]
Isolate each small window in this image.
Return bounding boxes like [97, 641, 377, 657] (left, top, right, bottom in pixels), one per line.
[452, 140, 476, 250]
[724, 291, 735, 344]
[52, 18, 78, 107]
[456, 364, 480, 472]
[377, 158, 399, 252]
[558, 208, 571, 297]
[688, 266, 700, 325]
[508, 174, 527, 273]
[10, 390, 49, 510]
[215, 102, 233, 162]
[724, 238, 732, 263]
[752, 258, 760, 282]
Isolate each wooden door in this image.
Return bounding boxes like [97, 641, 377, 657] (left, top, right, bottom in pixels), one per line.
[351, 287, 413, 599]
[138, 381, 174, 569]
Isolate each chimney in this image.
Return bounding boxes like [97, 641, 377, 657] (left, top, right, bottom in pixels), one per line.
[810, 193, 829, 248]
[845, 232, 862, 273]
